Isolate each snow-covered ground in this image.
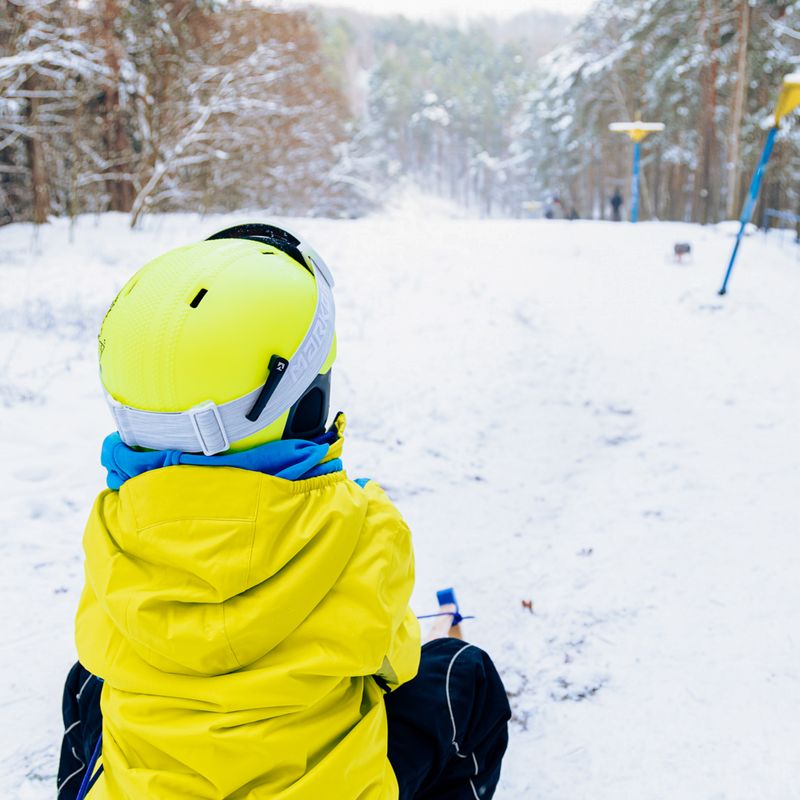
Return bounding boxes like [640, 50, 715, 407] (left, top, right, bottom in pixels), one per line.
[2, 204, 800, 799]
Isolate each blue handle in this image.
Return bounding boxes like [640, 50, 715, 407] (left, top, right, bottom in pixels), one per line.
[719, 126, 778, 295]
[436, 587, 464, 626]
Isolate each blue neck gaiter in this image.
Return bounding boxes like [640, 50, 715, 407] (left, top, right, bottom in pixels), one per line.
[101, 431, 343, 491]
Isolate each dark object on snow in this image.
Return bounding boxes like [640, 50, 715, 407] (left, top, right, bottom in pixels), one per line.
[674, 242, 692, 262]
[386, 637, 511, 800]
[610, 189, 623, 222]
[568, 207, 580, 221]
[521, 599, 534, 613]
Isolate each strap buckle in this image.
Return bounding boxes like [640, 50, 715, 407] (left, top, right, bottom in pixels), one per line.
[187, 401, 230, 455]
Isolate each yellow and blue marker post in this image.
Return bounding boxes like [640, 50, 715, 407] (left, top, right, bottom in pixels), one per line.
[719, 74, 800, 295]
[609, 121, 665, 223]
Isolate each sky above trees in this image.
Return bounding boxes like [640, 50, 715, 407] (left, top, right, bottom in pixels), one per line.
[279, 0, 592, 20]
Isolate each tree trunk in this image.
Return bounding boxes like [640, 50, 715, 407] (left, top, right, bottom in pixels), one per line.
[25, 82, 50, 224]
[102, 0, 134, 211]
[702, 0, 720, 224]
[726, 0, 750, 220]
[694, 0, 721, 225]
[677, 166, 686, 221]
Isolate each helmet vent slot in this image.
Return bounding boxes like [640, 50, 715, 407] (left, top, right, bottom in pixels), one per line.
[189, 288, 208, 308]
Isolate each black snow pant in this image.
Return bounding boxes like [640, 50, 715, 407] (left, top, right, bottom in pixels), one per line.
[386, 638, 511, 800]
[58, 640, 510, 800]
[57, 662, 103, 800]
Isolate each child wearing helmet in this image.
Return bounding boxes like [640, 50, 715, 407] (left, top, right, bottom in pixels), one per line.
[57, 225, 510, 800]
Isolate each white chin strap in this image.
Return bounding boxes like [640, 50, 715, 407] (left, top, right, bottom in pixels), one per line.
[105, 261, 335, 456]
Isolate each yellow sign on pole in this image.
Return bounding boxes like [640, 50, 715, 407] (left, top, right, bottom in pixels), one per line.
[609, 121, 665, 222]
[608, 121, 666, 143]
[774, 73, 800, 125]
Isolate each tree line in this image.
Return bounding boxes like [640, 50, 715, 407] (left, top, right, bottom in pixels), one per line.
[528, 0, 800, 223]
[0, 0, 370, 226]
[3, 1, 800, 226]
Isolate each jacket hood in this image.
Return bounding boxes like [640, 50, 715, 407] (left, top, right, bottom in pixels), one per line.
[79, 465, 367, 678]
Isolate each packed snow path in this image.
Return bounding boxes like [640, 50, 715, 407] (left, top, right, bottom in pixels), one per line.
[1, 208, 799, 799]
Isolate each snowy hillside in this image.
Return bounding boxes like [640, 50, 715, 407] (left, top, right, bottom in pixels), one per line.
[1, 209, 799, 799]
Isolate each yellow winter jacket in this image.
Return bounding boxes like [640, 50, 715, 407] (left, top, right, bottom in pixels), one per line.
[75, 449, 420, 799]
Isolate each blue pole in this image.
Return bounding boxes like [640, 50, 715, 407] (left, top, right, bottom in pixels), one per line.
[719, 125, 779, 295]
[631, 141, 641, 223]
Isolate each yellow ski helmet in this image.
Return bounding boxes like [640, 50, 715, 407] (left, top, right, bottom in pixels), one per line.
[99, 224, 336, 454]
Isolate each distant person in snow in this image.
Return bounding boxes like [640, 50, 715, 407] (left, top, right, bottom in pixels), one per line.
[57, 224, 511, 800]
[610, 189, 624, 222]
[544, 195, 564, 220]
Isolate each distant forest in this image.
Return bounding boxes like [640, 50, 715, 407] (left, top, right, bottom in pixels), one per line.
[2, 0, 799, 225]
[0, 1, 368, 225]
[0, 1, 571, 225]
[531, 0, 800, 224]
